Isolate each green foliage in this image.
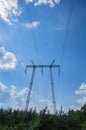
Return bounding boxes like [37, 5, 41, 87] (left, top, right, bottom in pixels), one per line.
[0, 104, 86, 130]
[81, 121, 86, 130]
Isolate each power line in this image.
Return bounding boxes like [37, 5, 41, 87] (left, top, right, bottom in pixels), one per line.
[23, 0, 41, 63]
[60, 0, 74, 65]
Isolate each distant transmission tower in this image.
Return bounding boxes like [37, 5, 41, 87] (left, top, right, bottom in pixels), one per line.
[25, 60, 60, 115]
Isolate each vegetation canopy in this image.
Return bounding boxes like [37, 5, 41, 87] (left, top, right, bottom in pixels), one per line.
[0, 104, 86, 130]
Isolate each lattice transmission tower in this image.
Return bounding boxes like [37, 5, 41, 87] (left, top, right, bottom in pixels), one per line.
[25, 60, 60, 115]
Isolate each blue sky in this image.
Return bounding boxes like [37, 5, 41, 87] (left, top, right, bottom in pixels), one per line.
[0, 0, 86, 113]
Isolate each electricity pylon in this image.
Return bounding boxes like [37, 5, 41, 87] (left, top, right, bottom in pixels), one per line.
[25, 60, 60, 115]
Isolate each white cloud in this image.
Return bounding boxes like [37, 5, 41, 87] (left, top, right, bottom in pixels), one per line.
[26, 0, 60, 7]
[0, 0, 60, 24]
[40, 98, 47, 103]
[17, 87, 29, 97]
[10, 85, 30, 109]
[75, 82, 86, 105]
[75, 89, 86, 95]
[80, 83, 86, 90]
[0, 82, 30, 109]
[7, 85, 29, 109]
[0, 102, 3, 107]
[69, 105, 80, 111]
[10, 85, 17, 98]
[34, 0, 60, 7]
[26, 21, 40, 28]
[25, 0, 33, 4]
[0, 47, 17, 69]
[75, 83, 86, 95]
[76, 97, 86, 105]
[0, 80, 34, 110]
[0, 82, 8, 92]
[0, 0, 21, 24]
[10, 85, 29, 99]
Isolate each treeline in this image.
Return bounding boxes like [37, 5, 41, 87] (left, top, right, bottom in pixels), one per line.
[0, 104, 86, 130]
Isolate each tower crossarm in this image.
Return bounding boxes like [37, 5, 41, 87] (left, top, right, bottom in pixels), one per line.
[26, 65, 60, 68]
